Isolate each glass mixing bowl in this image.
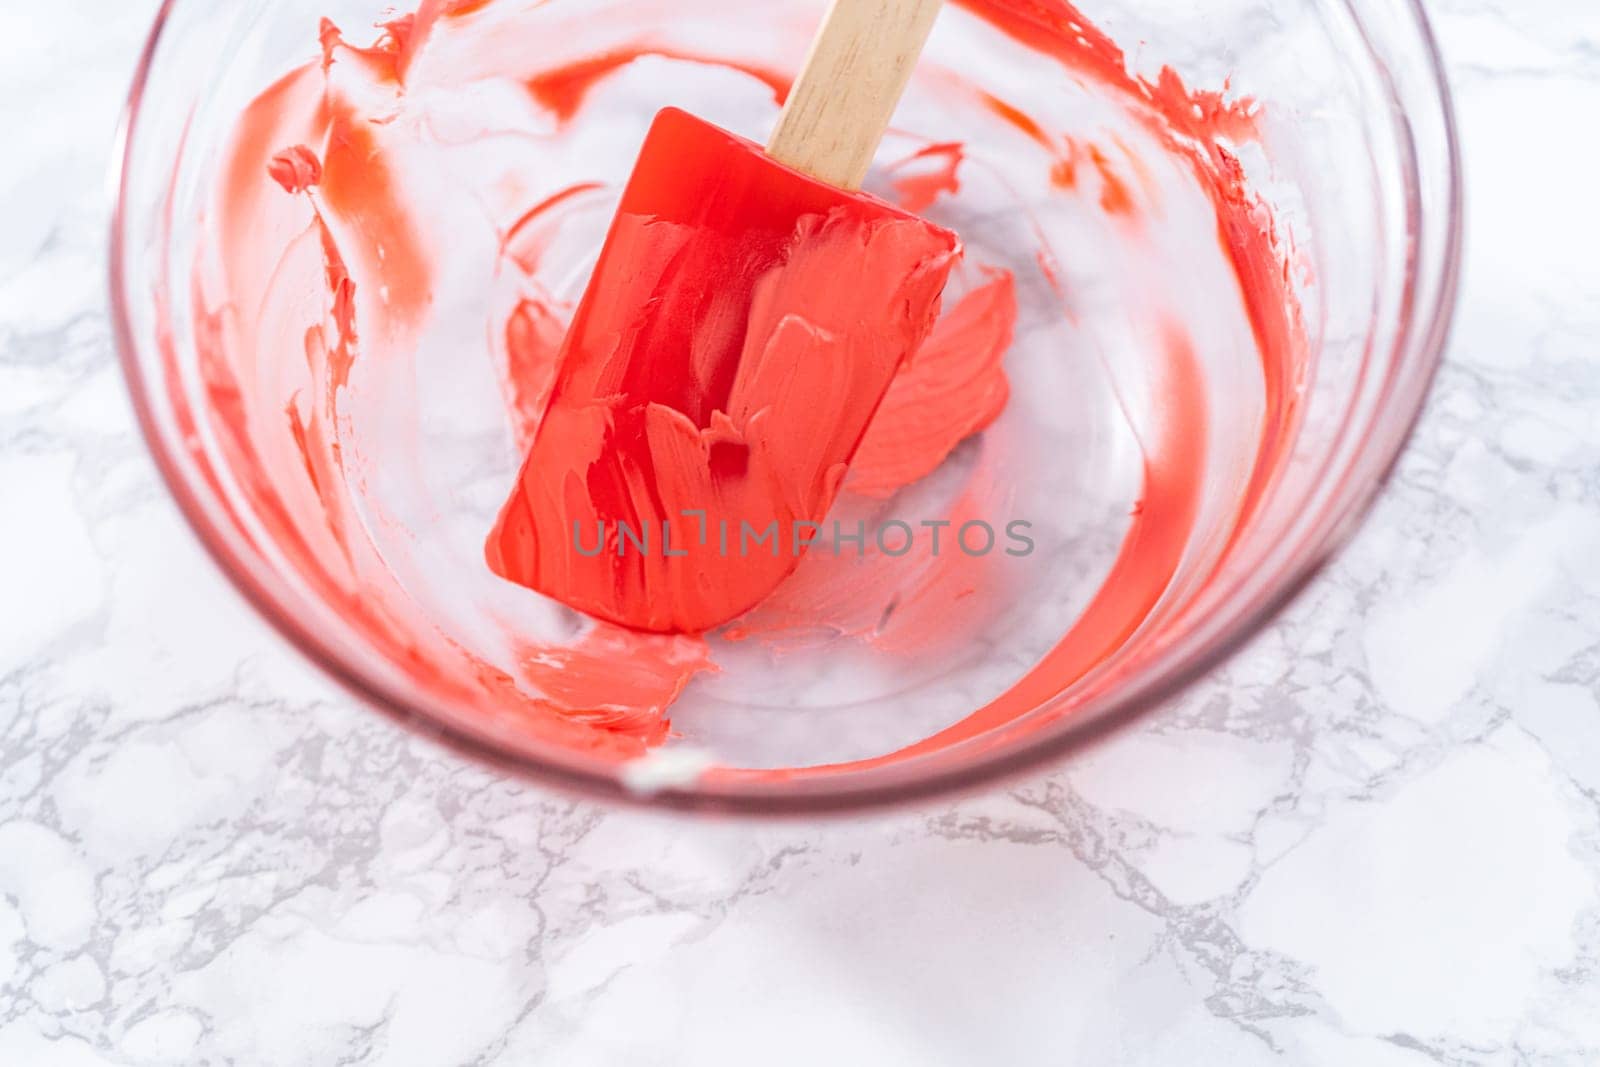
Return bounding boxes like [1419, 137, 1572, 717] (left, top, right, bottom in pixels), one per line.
[111, 0, 1461, 813]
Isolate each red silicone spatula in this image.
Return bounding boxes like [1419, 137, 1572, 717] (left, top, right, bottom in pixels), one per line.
[488, 0, 958, 633]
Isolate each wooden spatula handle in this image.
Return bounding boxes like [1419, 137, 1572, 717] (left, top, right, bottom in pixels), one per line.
[766, 0, 944, 191]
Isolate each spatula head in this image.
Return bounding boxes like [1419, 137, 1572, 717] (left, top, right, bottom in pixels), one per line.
[487, 107, 960, 633]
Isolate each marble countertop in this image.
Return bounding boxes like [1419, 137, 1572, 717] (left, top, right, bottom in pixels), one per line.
[3, 1, 1599, 1063]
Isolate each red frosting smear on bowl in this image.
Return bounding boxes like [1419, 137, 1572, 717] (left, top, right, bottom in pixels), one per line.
[187, 0, 1304, 772]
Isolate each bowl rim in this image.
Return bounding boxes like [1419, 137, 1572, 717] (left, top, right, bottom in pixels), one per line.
[108, 0, 1464, 817]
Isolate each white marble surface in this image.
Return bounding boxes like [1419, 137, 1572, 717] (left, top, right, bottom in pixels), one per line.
[3, 0, 1600, 1063]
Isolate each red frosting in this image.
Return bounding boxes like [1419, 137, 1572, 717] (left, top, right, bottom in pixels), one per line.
[485, 108, 961, 633]
[187, 0, 1306, 771]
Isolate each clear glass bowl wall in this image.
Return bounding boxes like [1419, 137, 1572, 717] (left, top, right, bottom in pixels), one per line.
[113, 0, 1460, 812]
